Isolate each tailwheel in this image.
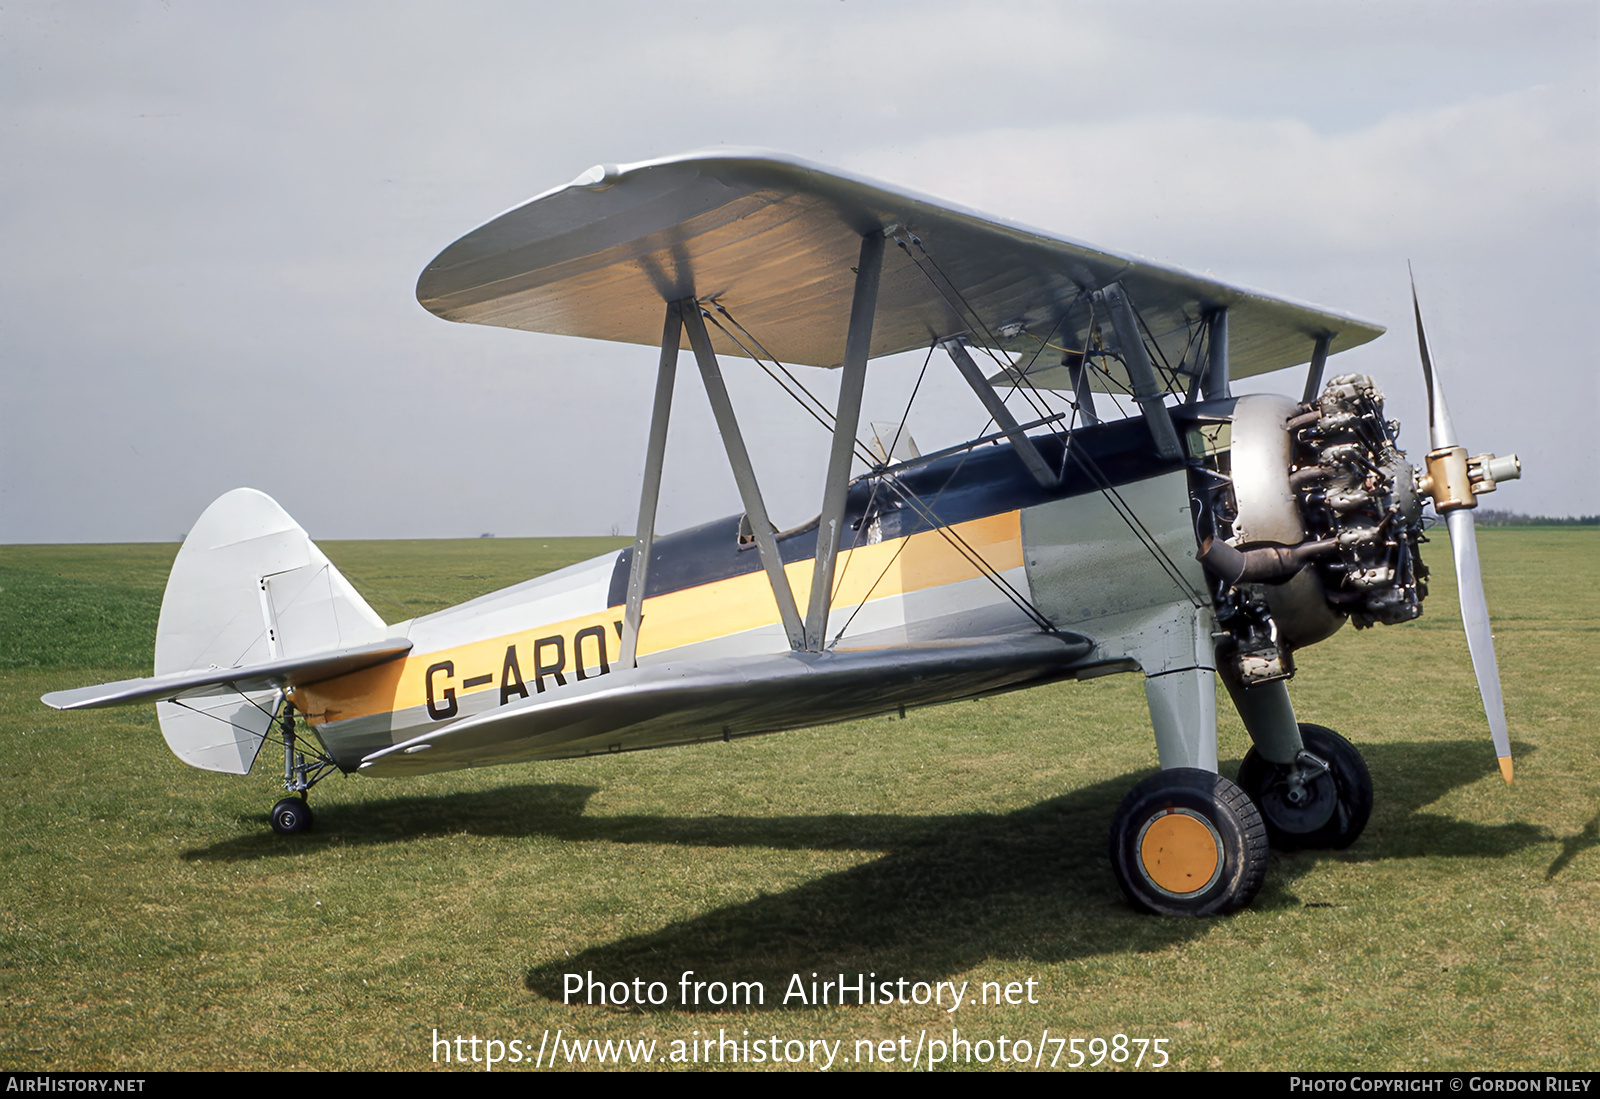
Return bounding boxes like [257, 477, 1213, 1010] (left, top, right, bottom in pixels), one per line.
[1236, 723, 1372, 851]
[270, 796, 313, 835]
[1109, 768, 1267, 916]
[267, 704, 334, 837]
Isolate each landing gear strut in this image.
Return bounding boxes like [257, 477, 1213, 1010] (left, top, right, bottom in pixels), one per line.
[269, 705, 336, 836]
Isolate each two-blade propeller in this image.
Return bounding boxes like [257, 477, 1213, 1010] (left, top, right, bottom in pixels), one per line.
[1409, 269, 1522, 783]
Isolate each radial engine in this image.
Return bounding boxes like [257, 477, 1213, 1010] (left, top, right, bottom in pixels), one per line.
[1193, 374, 1437, 686]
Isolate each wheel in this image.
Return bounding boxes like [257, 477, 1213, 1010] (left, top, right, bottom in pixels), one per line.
[1236, 723, 1371, 851]
[1108, 768, 1267, 916]
[270, 797, 313, 835]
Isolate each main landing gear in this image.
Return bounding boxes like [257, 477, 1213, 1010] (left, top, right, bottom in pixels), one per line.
[1108, 726, 1373, 915]
[1235, 723, 1373, 851]
[1109, 768, 1268, 916]
[268, 705, 336, 836]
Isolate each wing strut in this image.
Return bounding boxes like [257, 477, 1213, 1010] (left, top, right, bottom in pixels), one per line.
[1201, 308, 1231, 400]
[683, 300, 807, 651]
[1093, 283, 1185, 459]
[806, 232, 884, 651]
[941, 338, 1060, 489]
[1300, 333, 1332, 404]
[1066, 351, 1100, 425]
[619, 301, 683, 668]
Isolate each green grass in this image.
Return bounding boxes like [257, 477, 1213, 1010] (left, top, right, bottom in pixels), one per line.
[1, 529, 1595, 1071]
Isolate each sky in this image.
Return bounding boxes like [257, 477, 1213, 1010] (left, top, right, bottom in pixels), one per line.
[3, 0, 1596, 543]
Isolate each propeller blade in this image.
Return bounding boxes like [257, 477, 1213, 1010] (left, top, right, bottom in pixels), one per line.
[1410, 266, 1457, 450]
[1445, 508, 1514, 783]
[1411, 266, 1513, 783]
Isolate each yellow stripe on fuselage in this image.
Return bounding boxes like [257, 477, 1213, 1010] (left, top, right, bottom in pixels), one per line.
[292, 510, 1023, 729]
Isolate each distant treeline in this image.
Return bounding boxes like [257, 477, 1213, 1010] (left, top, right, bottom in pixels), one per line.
[1474, 510, 1600, 527]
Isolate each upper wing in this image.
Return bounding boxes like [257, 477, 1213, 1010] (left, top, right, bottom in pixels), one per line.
[417, 149, 1382, 387]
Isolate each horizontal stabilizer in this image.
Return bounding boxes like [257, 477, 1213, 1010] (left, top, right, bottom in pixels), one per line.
[358, 632, 1093, 776]
[41, 639, 414, 711]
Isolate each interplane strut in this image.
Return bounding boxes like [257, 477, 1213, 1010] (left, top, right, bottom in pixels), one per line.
[1093, 283, 1184, 460]
[805, 233, 885, 651]
[682, 302, 808, 651]
[619, 302, 682, 668]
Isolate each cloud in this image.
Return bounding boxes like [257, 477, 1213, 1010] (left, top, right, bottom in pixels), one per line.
[846, 81, 1597, 270]
[1, 2, 1595, 539]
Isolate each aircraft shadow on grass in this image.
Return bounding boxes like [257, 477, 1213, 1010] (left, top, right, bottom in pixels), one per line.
[185, 739, 1545, 1009]
[1545, 812, 1599, 881]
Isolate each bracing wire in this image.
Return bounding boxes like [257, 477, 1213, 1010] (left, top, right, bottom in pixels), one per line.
[827, 340, 940, 613]
[699, 306, 1050, 641]
[1063, 443, 1207, 608]
[167, 689, 279, 739]
[700, 261, 1199, 643]
[879, 475, 1054, 630]
[701, 308, 879, 468]
[710, 305, 840, 430]
[893, 234, 1072, 444]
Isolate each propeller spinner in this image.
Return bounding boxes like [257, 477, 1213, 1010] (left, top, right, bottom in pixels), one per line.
[1409, 270, 1522, 783]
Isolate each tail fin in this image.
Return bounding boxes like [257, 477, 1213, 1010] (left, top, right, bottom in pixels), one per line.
[154, 489, 387, 774]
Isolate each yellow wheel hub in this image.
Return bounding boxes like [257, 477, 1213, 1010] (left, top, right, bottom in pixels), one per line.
[1137, 809, 1223, 897]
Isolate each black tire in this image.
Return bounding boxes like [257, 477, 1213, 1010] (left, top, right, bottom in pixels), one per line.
[270, 797, 313, 836]
[1236, 723, 1372, 851]
[1109, 768, 1267, 916]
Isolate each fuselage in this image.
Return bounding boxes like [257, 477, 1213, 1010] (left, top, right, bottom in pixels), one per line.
[293, 415, 1209, 773]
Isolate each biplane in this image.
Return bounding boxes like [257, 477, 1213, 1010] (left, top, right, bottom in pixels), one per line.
[44, 151, 1521, 916]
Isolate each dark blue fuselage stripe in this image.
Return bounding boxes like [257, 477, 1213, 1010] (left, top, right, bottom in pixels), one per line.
[606, 416, 1189, 607]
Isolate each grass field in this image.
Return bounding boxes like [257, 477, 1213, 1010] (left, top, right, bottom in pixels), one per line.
[2, 529, 1596, 1071]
